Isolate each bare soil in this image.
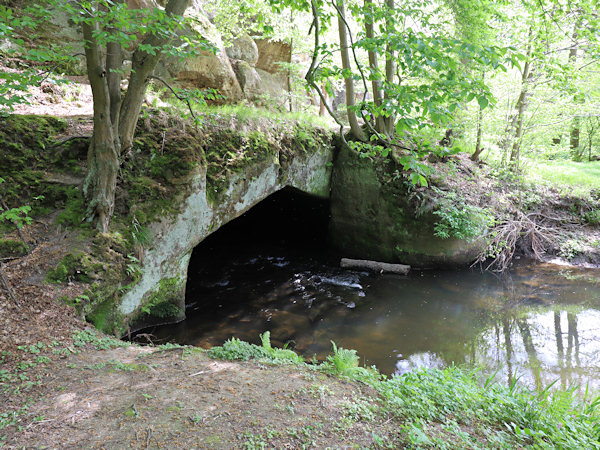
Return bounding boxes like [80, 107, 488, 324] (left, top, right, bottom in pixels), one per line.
[5, 346, 400, 448]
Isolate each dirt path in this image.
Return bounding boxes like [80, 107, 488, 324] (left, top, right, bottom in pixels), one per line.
[2, 339, 399, 448]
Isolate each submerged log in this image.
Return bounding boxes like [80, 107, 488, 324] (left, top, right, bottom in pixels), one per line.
[340, 258, 410, 275]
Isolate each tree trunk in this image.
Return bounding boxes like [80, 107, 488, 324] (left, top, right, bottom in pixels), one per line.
[509, 44, 532, 163]
[383, 0, 395, 138]
[82, 0, 191, 231]
[319, 83, 327, 116]
[471, 106, 484, 161]
[336, 0, 364, 141]
[364, 0, 384, 133]
[118, 0, 190, 153]
[569, 25, 581, 153]
[81, 19, 119, 233]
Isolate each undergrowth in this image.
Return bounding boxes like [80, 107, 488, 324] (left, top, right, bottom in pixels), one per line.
[208, 331, 303, 365]
[208, 335, 600, 448]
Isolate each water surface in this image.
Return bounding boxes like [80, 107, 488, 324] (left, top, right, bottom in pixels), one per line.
[152, 246, 600, 391]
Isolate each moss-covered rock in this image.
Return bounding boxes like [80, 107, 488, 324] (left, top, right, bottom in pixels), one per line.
[0, 239, 28, 258]
[2, 110, 334, 335]
[329, 147, 486, 267]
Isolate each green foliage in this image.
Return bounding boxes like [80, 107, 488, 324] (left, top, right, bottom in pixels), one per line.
[559, 238, 585, 260]
[378, 366, 600, 449]
[0, 238, 28, 257]
[72, 329, 129, 350]
[139, 277, 182, 319]
[130, 217, 153, 247]
[46, 253, 89, 283]
[0, 176, 33, 228]
[209, 331, 303, 364]
[326, 341, 359, 376]
[584, 209, 600, 225]
[432, 189, 493, 241]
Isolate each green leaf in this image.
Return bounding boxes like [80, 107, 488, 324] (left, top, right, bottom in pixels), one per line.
[477, 96, 488, 109]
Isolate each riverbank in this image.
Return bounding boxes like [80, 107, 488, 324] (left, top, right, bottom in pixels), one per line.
[2, 319, 599, 448]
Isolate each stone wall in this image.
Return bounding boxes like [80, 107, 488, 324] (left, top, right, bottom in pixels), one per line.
[329, 147, 486, 267]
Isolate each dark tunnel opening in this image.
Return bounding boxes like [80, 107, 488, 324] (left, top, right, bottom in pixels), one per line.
[184, 186, 338, 314]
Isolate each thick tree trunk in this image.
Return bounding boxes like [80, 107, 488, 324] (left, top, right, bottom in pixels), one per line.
[336, 0, 364, 141]
[82, 0, 190, 231]
[364, 0, 384, 133]
[81, 20, 119, 232]
[118, 0, 190, 153]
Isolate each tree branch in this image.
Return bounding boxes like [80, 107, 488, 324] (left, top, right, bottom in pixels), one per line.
[147, 75, 198, 121]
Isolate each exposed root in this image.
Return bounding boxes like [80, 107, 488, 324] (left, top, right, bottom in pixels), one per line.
[475, 210, 564, 272]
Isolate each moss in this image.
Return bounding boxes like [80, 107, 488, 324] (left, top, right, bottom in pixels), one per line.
[55, 188, 89, 228]
[140, 277, 182, 319]
[86, 292, 126, 336]
[204, 129, 277, 203]
[0, 239, 29, 257]
[148, 154, 193, 180]
[0, 115, 88, 230]
[46, 253, 90, 283]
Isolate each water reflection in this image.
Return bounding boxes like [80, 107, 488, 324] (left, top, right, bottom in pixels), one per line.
[150, 256, 600, 391]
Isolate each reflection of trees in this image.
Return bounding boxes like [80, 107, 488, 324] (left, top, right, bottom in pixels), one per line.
[554, 311, 566, 387]
[516, 318, 541, 390]
[567, 313, 581, 368]
[502, 318, 514, 386]
[499, 310, 585, 390]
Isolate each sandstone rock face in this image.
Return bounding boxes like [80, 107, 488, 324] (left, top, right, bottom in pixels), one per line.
[255, 39, 292, 74]
[232, 60, 262, 100]
[50, 2, 294, 106]
[118, 127, 334, 331]
[225, 34, 259, 66]
[329, 147, 486, 267]
[156, 8, 244, 103]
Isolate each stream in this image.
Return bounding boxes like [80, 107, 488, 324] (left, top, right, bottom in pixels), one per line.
[145, 188, 600, 390]
[150, 246, 600, 390]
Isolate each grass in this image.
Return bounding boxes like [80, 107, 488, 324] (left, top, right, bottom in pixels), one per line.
[524, 158, 600, 195]
[208, 335, 600, 449]
[379, 367, 600, 448]
[191, 104, 334, 130]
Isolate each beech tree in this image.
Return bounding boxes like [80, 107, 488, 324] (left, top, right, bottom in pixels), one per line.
[2, 0, 210, 231]
[72, 0, 206, 231]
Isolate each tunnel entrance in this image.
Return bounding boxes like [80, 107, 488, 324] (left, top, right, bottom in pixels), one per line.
[146, 185, 364, 352]
[185, 185, 336, 307]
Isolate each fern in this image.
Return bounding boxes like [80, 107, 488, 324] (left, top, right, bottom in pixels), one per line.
[328, 341, 359, 376]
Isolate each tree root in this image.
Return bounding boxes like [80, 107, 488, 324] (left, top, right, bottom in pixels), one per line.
[475, 210, 562, 272]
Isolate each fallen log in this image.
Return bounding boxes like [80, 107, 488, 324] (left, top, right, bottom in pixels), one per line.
[340, 258, 410, 275]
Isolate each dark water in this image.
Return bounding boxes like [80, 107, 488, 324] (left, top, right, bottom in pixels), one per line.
[147, 188, 600, 390]
[151, 250, 600, 390]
